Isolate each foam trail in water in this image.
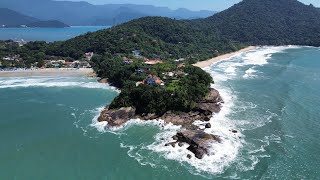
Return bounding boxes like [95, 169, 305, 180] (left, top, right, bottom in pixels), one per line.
[146, 83, 244, 175]
[0, 77, 118, 91]
[243, 67, 257, 78]
[89, 46, 304, 176]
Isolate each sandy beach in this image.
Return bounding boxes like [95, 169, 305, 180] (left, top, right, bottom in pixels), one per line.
[193, 46, 256, 68]
[0, 68, 96, 77]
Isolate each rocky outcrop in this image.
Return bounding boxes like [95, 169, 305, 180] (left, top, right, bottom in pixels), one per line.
[98, 88, 223, 128]
[174, 130, 221, 159]
[195, 88, 223, 115]
[97, 88, 225, 159]
[98, 78, 108, 83]
[98, 107, 136, 126]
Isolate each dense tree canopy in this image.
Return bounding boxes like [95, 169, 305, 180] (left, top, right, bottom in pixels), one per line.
[2, 0, 320, 115]
[203, 0, 320, 46]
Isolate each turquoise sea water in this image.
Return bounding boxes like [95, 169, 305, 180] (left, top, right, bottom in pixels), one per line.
[0, 46, 320, 179]
[0, 26, 108, 42]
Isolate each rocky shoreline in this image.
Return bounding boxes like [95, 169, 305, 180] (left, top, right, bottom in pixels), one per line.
[98, 88, 233, 159]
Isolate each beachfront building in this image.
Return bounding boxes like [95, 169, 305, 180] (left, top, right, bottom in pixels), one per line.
[44, 60, 91, 68]
[73, 61, 91, 68]
[2, 55, 21, 61]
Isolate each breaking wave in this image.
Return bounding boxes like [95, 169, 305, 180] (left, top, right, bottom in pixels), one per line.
[88, 46, 304, 177]
[0, 77, 118, 91]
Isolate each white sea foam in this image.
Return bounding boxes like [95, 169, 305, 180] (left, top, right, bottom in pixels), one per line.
[243, 67, 257, 78]
[89, 92, 243, 175]
[0, 77, 118, 91]
[206, 46, 303, 82]
[88, 46, 303, 176]
[242, 46, 299, 66]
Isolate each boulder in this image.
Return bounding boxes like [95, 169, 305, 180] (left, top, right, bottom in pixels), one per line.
[194, 88, 223, 115]
[98, 107, 136, 126]
[187, 154, 192, 159]
[175, 130, 221, 159]
[231, 130, 238, 133]
[98, 78, 108, 83]
[204, 116, 211, 121]
[205, 123, 211, 128]
[203, 88, 223, 104]
[165, 142, 176, 147]
[172, 135, 178, 140]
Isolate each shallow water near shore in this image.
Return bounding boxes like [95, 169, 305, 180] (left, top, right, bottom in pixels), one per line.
[1, 46, 320, 179]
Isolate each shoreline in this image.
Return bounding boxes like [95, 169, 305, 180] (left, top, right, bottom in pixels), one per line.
[193, 46, 256, 68]
[0, 68, 96, 77]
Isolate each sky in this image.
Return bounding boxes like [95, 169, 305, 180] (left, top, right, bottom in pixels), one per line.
[69, 0, 320, 11]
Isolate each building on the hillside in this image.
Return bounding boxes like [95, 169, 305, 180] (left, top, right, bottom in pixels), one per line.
[132, 50, 144, 59]
[79, 61, 91, 68]
[65, 62, 75, 68]
[144, 75, 163, 86]
[177, 63, 185, 68]
[135, 68, 145, 74]
[175, 58, 185, 62]
[84, 52, 94, 61]
[163, 72, 174, 77]
[3, 55, 21, 61]
[123, 57, 133, 64]
[145, 59, 163, 65]
[132, 50, 141, 56]
[136, 81, 144, 87]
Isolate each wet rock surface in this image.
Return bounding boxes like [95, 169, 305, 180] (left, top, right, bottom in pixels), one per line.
[174, 130, 221, 159]
[98, 107, 136, 126]
[98, 88, 225, 159]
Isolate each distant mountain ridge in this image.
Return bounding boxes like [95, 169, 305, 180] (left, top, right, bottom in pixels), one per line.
[0, 8, 38, 27]
[0, 8, 69, 28]
[205, 0, 320, 46]
[0, 0, 216, 26]
[46, 0, 320, 60]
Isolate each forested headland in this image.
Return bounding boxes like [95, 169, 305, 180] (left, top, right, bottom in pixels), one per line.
[1, 0, 320, 116]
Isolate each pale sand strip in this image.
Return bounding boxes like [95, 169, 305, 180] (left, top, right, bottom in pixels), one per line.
[0, 68, 96, 77]
[193, 46, 256, 68]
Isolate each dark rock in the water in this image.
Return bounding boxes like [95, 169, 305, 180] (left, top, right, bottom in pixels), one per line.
[160, 138, 165, 140]
[98, 78, 108, 83]
[232, 130, 238, 133]
[204, 116, 211, 121]
[175, 130, 221, 159]
[187, 154, 192, 159]
[165, 142, 176, 147]
[97, 88, 224, 161]
[205, 123, 211, 128]
[140, 113, 159, 120]
[98, 107, 136, 126]
[172, 135, 178, 140]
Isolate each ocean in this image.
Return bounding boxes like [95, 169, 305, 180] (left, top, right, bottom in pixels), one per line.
[0, 26, 108, 42]
[0, 46, 319, 179]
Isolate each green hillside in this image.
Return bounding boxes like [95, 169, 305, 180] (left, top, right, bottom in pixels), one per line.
[206, 0, 320, 46]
